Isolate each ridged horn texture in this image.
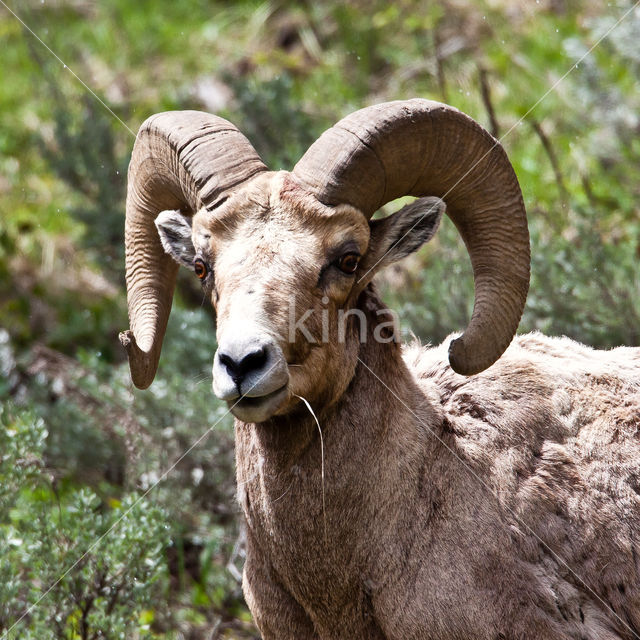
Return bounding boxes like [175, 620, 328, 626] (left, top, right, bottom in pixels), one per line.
[293, 99, 530, 375]
[121, 111, 267, 389]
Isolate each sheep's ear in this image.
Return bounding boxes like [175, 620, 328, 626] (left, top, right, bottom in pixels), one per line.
[361, 197, 444, 277]
[155, 210, 195, 269]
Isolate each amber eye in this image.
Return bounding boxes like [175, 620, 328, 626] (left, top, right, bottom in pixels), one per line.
[337, 253, 360, 275]
[194, 258, 208, 280]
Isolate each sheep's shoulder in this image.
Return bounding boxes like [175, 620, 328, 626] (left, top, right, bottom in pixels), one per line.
[403, 330, 640, 539]
[403, 332, 640, 632]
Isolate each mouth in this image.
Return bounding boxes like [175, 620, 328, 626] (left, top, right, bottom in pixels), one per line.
[228, 384, 289, 422]
[235, 384, 288, 407]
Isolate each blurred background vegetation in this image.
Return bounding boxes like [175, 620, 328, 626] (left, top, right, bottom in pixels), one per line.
[1, 0, 638, 637]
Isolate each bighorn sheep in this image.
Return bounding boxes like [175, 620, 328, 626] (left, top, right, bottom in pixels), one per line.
[120, 99, 640, 639]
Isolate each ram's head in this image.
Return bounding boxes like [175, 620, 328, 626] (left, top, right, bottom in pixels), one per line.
[120, 100, 530, 423]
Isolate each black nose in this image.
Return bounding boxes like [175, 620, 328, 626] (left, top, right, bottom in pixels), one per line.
[218, 347, 268, 385]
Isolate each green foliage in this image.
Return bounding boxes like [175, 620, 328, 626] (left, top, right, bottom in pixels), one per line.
[0, 407, 168, 639]
[525, 207, 640, 346]
[4, 307, 246, 635]
[39, 96, 128, 276]
[225, 72, 322, 169]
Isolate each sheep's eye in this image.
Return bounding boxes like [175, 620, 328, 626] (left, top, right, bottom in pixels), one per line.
[336, 253, 360, 275]
[194, 258, 208, 280]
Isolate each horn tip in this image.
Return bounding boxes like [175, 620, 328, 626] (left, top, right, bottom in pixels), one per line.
[119, 329, 135, 350]
[119, 330, 155, 389]
[448, 336, 481, 376]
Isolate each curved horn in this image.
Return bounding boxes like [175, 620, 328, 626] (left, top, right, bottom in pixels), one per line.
[120, 111, 267, 389]
[293, 99, 530, 375]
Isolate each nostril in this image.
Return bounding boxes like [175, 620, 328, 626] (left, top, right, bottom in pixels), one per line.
[219, 352, 237, 374]
[218, 346, 269, 384]
[238, 347, 268, 376]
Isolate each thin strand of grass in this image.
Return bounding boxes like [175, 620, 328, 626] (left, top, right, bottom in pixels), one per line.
[295, 394, 327, 546]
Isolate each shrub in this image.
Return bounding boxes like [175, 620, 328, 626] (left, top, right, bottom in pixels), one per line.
[0, 406, 169, 640]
